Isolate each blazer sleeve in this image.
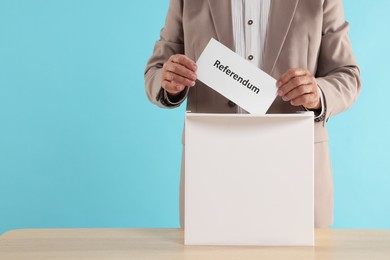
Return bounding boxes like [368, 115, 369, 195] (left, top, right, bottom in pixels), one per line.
[144, 0, 188, 108]
[315, 0, 362, 122]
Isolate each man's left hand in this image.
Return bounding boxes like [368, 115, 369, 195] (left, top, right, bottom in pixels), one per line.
[276, 68, 321, 110]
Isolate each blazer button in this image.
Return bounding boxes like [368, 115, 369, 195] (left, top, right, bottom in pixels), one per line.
[248, 55, 254, 60]
[227, 100, 236, 108]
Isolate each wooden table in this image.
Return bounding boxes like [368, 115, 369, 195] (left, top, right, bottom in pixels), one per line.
[1, 229, 390, 259]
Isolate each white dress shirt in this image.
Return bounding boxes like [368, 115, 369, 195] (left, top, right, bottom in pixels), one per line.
[231, 0, 271, 113]
[231, 0, 271, 70]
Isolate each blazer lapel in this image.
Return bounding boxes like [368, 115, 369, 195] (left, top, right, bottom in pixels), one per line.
[208, 0, 235, 51]
[262, 0, 300, 75]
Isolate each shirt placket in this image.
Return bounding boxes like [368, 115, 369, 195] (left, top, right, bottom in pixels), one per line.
[245, 0, 259, 67]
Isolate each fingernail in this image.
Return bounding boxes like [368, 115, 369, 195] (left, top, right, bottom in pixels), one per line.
[190, 81, 196, 86]
[278, 90, 283, 96]
[282, 96, 288, 101]
[277, 81, 282, 87]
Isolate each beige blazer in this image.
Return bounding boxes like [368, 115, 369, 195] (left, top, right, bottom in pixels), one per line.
[145, 0, 361, 228]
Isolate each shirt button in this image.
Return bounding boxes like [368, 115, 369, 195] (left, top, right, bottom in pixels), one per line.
[227, 100, 236, 108]
[248, 55, 254, 60]
[248, 20, 253, 25]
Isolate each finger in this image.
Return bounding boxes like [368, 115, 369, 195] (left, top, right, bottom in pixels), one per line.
[290, 93, 321, 109]
[277, 68, 309, 88]
[171, 54, 197, 72]
[161, 80, 186, 94]
[290, 93, 317, 107]
[278, 75, 314, 96]
[164, 71, 196, 87]
[281, 84, 315, 102]
[165, 62, 197, 81]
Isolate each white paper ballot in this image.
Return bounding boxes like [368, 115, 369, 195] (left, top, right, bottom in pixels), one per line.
[196, 38, 277, 114]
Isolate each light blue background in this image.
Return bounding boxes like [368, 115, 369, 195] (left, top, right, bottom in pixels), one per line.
[0, 0, 388, 234]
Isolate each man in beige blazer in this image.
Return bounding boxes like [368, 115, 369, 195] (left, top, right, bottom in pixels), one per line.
[145, 0, 361, 228]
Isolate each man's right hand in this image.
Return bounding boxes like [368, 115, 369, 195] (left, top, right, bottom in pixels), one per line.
[161, 54, 198, 96]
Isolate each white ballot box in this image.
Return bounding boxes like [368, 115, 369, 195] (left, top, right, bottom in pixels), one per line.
[184, 112, 314, 246]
